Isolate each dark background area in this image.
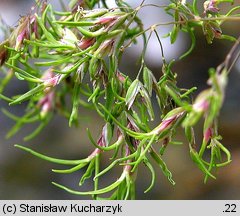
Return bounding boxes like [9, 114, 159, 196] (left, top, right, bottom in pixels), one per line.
[0, 0, 240, 199]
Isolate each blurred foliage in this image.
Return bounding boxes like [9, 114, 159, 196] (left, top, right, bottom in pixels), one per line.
[0, 0, 240, 199]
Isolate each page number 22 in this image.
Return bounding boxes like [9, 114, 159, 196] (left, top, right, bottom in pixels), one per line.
[223, 204, 237, 213]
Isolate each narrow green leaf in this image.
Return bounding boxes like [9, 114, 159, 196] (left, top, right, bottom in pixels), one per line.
[15, 144, 87, 165]
[185, 126, 195, 144]
[94, 160, 119, 180]
[215, 139, 231, 163]
[149, 148, 175, 185]
[69, 79, 81, 127]
[52, 171, 126, 195]
[143, 66, 156, 96]
[52, 162, 88, 174]
[131, 135, 156, 172]
[79, 160, 95, 186]
[220, 34, 236, 42]
[5, 63, 41, 80]
[105, 83, 115, 119]
[36, 16, 57, 43]
[171, 9, 179, 44]
[190, 148, 216, 179]
[55, 21, 96, 26]
[193, 0, 199, 15]
[102, 122, 113, 147]
[0, 94, 13, 102]
[139, 87, 154, 121]
[9, 84, 45, 105]
[35, 56, 72, 67]
[125, 79, 142, 109]
[144, 159, 156, 193]
[78, 26, 105, 37]
[180, 27, 196, 59]
[170, 24, 179, 44]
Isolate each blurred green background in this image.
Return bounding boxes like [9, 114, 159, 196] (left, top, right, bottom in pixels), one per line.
[0, 0, 240, 199]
